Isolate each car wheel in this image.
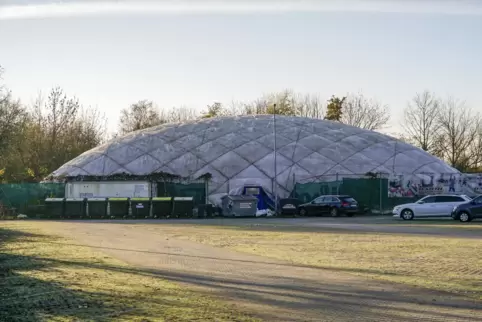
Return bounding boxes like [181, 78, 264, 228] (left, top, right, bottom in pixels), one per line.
[330, 208, 338, 217]
[459, 212, 472, 223]
[401, 209, 414, 220]
[299, 208, 307, 216]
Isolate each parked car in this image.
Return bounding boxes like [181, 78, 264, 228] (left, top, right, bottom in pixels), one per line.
[392, 194, 472, 220]
[451, 195, 482, 222]
[298, 195, 359, 217]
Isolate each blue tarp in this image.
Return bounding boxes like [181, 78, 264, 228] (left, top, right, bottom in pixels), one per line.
[242, 185, 275, 211]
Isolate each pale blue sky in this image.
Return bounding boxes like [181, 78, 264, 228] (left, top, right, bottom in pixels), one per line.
[1, 1, 481, 134]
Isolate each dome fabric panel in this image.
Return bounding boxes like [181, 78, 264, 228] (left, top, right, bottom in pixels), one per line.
[51, 115, 459, 197]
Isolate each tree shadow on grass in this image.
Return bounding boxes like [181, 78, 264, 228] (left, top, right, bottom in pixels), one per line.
[15, 255, 482, 322]
[0, 227, 259, 322]
[3, 225, 480, 321]
[3, 226, 478, 321]
[1, 228, 125, 321]
[33, 240, 482, 288]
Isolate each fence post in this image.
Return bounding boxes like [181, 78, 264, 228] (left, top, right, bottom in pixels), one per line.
[379, 174, 382, 214]
[336, 173, 339, 195]
[204, 178, 209, 204]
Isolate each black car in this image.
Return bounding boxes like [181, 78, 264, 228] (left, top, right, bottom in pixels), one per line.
[451, 195, 482, 222]
[298, 195, 359, 217]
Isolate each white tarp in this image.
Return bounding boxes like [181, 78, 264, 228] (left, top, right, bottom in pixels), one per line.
[52, 115, 459, 200]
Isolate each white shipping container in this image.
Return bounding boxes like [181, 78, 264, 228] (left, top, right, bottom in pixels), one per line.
[65, 181, 150, 198]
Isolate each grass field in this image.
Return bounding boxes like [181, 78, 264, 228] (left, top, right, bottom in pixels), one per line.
[0, 222, 256, 322]
[140, 224, 482, 300]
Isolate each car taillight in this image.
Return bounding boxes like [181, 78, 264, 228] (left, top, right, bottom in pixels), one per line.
[342, 202, 349, 207]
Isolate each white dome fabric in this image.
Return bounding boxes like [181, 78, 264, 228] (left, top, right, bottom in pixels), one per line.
[52, 115, 458, 197]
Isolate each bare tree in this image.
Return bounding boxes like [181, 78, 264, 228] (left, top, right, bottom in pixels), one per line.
[0, 65, 6, 103]
[119, 100, 164, 134]
[13, 88, 106, 181]
[118, 102, 198, 134]
[225, 99, 245, 116]
[243, 97, 270, 115]
[0, 96, 27, 179]
[0, 67, 26, 154]
[401, 91, 441, 152]
[436, 97, 480, 171]
[22, 88, 82, 174]
[298, 93, 324, 119]
[239, 90, 324, 118]
[0, 74, 106, 181]
[45, 87, 80, 148]
[467, 129, 482, 170]
[0, 95, 25, 147]
[64, 106, 107, 156]
[391, 132, 411, 143]
[162, 106, 198, 123]
[341, 93, 390, 130]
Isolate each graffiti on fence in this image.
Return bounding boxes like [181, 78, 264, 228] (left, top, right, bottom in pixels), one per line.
[388, 173, 482, 197]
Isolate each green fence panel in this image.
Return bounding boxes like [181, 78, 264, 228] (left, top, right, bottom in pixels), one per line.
[339, 178, 389, 212]
[292, 178, 390, 213]
[291, 181, 342, 203]
[0, 183, 65, 215]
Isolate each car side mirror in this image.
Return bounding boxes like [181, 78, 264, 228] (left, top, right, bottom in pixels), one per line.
[471, 200, 476, 205]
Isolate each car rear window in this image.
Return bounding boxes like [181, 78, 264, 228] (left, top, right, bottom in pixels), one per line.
[435, 196, 464, 202]
[341, 197, 356, 203]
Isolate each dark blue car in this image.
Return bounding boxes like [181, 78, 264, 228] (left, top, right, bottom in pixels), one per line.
[451, 195, 482, 222]
[298, 195, 359, 217]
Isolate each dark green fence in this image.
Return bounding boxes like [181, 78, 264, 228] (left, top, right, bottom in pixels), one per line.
[292, 178, 395, 213]
[292, 181, 342, 203]
[0, 183, 65, 216]
[1, 179, 418, 218]
[1, 181, 205, 217]
[341, 178, 388, 212]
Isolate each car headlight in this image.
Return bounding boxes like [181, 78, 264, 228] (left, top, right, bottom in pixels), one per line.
[393, 206, 400, 211]
[452, 206, 458, 212]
